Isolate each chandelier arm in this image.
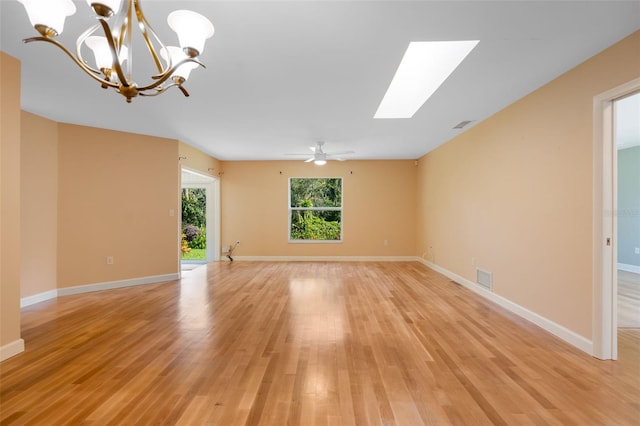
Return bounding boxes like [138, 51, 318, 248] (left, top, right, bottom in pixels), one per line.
[138, 87, 165, 96]
[138, 81, 188, 97]
[74, 22, 103, 75]
[149, 58, 205, 80]
[137, 58, 203, 92]
[23, 36, 118, 89]
[135, 71, 173, 91]
[96, 18, 130, 88]
[119, 0, 131, 49]
[177, 85, 190, 97]
[110, 0, 130, 56]
[133, 0, 168, 75]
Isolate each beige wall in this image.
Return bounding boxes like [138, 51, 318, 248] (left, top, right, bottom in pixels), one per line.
[179, 142, 222, 177]
[416, 31, 640, 339]
[221, 160, 417, 257]
[57, 124, 181, 287]
[4, 30, 638, 356]
[21, 112, 58, 298]
[0, 52, 22, 355]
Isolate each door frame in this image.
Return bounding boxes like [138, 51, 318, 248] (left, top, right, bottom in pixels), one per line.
[180, 167, 221, 264]
[592, 77, 640, 360]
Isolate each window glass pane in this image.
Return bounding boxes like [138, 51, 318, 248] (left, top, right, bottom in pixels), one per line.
[290, 210, 341, 241]
[290, 178, 342, 208]
[289, 177, 342, 241]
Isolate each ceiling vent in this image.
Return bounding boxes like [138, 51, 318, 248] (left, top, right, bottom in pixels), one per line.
[453, 120, 473, 129]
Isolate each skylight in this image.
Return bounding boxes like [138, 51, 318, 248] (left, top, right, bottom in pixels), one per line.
[374, 40, 479, 119]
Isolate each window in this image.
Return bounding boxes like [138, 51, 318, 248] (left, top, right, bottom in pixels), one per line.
[289, 177, 342, 242]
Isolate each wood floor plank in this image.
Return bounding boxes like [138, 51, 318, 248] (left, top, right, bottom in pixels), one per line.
[619, 270, 640, 328]
[1, 261, 639, 425]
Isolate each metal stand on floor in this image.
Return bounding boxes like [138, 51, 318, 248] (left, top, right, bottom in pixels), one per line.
[226, 241, 240, 261]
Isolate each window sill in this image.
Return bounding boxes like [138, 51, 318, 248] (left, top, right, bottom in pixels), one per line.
[288, 239, 343, 244]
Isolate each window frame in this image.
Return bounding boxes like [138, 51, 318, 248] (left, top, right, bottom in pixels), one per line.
[288, 177, 343, 243]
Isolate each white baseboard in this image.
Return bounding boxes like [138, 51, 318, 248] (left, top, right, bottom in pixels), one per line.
[13, 262, 596, 357]
[20, 274, 181, 306]
[417, 258, 593, 356]
[230, 256, 417, 262]
[1, 339, 25, 362]
[21, 289, 59, 308]
[57, 273, 180, 296]
[618, 263, 640, 274]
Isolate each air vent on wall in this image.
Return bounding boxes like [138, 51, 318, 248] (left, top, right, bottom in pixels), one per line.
[476, 268, 493, 290]
[453, 120, 473, 129]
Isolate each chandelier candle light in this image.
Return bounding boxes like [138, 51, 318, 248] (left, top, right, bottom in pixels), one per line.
[16, 0, 214, 102]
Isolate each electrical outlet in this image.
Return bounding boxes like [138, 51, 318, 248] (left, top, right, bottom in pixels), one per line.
[635, 247, 640, 254]
[384, 240, 388, 246]
[106, 256, 114, 265]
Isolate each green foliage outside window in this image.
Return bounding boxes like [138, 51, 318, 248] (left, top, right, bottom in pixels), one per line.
[190, 227, 207, 249]
[182, 188, 207, 259]
[182, 188, 206, 228]
[289, 178, 342, 241]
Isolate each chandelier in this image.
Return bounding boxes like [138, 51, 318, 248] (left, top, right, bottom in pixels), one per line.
[16, 0, 214, 103]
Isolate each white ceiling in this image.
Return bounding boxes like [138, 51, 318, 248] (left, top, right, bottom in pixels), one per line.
[1, 0, 638, 161]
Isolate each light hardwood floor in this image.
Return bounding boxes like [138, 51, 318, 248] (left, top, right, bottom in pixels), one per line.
[1, 262, 639, 425]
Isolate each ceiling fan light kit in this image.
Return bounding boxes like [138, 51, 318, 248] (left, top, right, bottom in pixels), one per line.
[287, 141, 354, 165]
[16, 0, 214, 103]
[307, 153, 327, 166]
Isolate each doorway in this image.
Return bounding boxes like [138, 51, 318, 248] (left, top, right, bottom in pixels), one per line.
[593, 78, 640, 360]
[180, 168, 220, 268]
[615, 93, 640, 330]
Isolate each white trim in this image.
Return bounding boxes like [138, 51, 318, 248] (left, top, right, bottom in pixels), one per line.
[181, 167, 221, 264]
[57, 273, 179, 296]
[230, 256, 417, 262]
[418, 258, 594, 355]
[287, 240, 343, 244]
[618, 263, 640, 274]
[20, 274, 182, 308]
[21, 289, 58, 308]
[181, 166, 216, 183]
[211, 179, 221, 262]
[288, 177, 344, 243]
[0, 339, 25, 362]
[592, 78, 640, 360]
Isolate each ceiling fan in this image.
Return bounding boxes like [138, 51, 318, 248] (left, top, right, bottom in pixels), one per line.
[286, 141, 354, 165]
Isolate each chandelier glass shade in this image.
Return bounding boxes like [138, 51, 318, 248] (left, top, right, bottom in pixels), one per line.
[16, 0, 215, 102]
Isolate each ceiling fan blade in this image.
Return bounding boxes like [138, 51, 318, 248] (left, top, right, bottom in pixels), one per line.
[287, 142, 354, 162]
[326, 150, 354, 155]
